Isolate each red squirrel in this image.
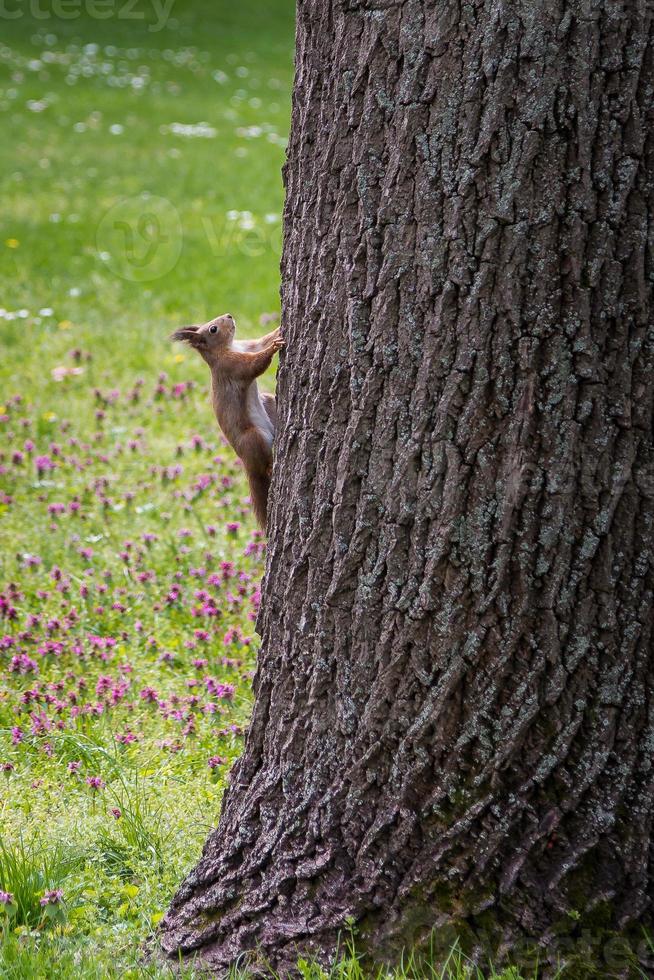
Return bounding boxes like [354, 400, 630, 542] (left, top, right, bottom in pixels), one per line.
[171, 313, 284, 529]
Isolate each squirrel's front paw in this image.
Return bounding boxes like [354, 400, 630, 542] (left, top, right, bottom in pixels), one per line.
[272, 338, 285, 352]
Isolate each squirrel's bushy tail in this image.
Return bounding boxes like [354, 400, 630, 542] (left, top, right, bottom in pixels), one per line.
[247, 468, 270, 530]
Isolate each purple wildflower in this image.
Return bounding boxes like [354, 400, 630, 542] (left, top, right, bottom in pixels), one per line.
[40, 889, 63, 906]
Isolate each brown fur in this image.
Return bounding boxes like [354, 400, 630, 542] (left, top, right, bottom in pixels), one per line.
[171, 314, 283, 529]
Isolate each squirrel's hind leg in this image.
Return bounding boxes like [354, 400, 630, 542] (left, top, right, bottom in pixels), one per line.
[236, 427, 273, 529]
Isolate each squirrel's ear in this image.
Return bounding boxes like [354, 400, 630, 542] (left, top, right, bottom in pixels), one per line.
[170, 326, 201, 343]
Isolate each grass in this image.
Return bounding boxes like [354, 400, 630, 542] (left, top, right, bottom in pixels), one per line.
[0, 2, 644, 978]
[0, 1, 293, 974]
[0, 835, 84, 928]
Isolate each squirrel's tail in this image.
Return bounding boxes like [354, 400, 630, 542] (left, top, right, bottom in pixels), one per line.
[247, 468, 271, 530]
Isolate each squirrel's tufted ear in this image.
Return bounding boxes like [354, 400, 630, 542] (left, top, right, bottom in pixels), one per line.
[170, 326, 203, 345]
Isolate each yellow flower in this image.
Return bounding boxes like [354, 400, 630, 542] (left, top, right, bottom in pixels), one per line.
[58, 319, 72, 330]
[43, 411, 57, 421]
[174, 353, 185, 363]
[5, 238, 19, 249]
[0, 406, 6, 415]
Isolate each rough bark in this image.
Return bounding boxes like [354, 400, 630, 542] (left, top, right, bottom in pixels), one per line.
[161, 0, 654, 973]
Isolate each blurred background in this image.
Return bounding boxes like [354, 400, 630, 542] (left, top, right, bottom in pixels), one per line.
[0, 6, 295, 973]
[0, 0, 295, 378]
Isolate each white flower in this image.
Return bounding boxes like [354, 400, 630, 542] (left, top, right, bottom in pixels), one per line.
[162, 121, 217, 139]
[52, 365, 84, 381]
[236, 125, 263, 139]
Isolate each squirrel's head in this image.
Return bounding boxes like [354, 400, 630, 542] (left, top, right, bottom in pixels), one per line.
[171, 314, 235, 365]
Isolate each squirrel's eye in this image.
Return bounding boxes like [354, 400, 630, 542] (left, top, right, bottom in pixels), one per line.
[209, 325, 218, 334]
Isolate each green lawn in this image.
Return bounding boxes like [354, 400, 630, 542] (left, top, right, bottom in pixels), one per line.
[0, 2, 294, 974]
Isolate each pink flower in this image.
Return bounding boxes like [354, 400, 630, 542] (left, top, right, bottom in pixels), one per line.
[204, 677, 235, 700]
[40, 889, 63, 906]
[96, 675, 113, 696]
[35, 455, 55, 473]
[86, 776, 105, 791]
[115, 730, 138, 744]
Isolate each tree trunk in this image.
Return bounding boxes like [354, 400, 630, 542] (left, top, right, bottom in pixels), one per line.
[161, 0, 654, 973]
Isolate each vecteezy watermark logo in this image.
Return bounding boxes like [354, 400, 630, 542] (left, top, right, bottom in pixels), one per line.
[0, 0, 176, 33]
[96, 195, 183, 283]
